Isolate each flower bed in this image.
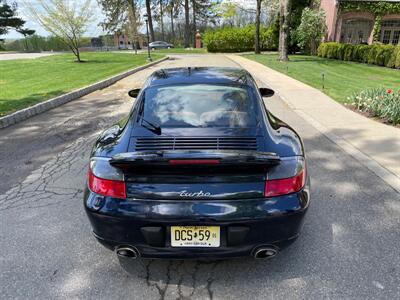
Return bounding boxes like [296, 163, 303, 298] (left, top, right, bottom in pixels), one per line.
[348, 88, 400, 125]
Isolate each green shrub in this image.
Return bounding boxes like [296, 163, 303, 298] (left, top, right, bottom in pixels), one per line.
[343, 44, 354, 61]
[348, 87, 400, 125]
[317, 42, 400, 68]
[387, 46, 400, 68]
[204, 25, 278, 53]
[352, 44, 370, 63]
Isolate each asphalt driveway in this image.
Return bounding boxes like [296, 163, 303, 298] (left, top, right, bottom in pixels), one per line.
[0, 55, 399, 299]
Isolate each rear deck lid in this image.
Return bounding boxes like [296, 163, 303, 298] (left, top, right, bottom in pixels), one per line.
[110, 150, 280, 200]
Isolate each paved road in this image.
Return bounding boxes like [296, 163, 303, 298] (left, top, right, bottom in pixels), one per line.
[0, 52, 57, 60]
[1, 55, 399, 299]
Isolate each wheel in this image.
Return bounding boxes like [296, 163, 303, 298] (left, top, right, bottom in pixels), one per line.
[167, 46, 171, 49]
[151, 47, 155, 51]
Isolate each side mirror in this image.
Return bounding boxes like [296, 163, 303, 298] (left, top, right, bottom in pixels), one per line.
[128, 88, 141, 98]
[259, 88, 275, 98]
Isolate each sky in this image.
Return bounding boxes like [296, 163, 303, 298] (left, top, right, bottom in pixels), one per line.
[4, 0, 105, 39]
[3, 0, 258, 40]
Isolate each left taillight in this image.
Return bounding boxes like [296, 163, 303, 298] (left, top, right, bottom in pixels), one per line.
[88, 157, 126, 199]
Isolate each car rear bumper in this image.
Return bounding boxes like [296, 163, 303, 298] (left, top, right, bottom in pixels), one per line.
[84, 187, 310, 259]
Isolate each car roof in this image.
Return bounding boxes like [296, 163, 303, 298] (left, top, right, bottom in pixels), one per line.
[146, 67, 252, 87]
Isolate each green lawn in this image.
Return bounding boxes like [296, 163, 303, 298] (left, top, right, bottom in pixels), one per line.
[150, 47, 207, 54]
[244, 54, 400, 103]
[0, 52, 164, 116]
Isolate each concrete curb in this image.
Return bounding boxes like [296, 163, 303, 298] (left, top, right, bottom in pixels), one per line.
[0, 56, 168, 129]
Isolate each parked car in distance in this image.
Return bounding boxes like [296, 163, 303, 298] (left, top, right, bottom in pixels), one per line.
[148, 41, 174, 50]
[84, 67, 310, 261]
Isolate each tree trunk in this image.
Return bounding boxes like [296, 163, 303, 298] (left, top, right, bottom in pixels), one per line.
[255, 0, 261, 54]
[129, 0, 138, 54]
[310, 39, 316, 56]
[170, 7, 175, 41]
[278, 0, 290, 61]
[160, 0, 165, 41]
[24, 36, 29, 52]
[146, 0, 155, 42]
[71, 45, 81, 62]
[76, 49, 81, 62]
[184, 0, 190, 48]
[192, 0, 196, 48]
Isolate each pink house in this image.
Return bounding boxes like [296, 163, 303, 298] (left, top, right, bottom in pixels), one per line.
[320, 0, 400, 45]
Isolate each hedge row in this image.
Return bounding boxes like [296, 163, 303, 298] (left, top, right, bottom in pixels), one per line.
[317, 42, 400, 68]
[203, 25, 278, 53]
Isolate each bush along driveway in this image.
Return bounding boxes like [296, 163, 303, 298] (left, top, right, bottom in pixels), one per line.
[0, 52, 164, 117]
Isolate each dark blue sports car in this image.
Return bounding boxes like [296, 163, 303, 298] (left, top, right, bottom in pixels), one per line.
[84, 67, 310, 260]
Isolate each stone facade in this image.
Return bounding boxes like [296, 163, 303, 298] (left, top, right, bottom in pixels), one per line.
[321, 0, 400, 45]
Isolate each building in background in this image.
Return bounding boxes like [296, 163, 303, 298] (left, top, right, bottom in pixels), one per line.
[114, 32, 145, 50]
[321, 0, 400, 45]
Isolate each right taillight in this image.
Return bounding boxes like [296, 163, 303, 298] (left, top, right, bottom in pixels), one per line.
[264, 157, 306, 197]
[264, 169, 306, 197]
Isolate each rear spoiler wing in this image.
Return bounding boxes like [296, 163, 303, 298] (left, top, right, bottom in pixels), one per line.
[109, 150, 281, 167]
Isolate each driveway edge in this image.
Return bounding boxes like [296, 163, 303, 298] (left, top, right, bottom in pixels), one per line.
[0, 56, 168, 129]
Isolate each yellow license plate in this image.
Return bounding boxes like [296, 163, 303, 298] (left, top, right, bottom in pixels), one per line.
[171, 226, 220, 247]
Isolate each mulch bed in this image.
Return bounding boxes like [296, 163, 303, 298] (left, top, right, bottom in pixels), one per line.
[343, 103, 400, 129]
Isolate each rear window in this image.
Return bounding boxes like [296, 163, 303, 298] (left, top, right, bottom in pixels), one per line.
[142, 84, 258, 128]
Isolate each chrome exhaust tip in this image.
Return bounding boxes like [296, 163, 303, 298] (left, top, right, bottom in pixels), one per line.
[115, 246, 139, 259]
[254, 246, 278, 259]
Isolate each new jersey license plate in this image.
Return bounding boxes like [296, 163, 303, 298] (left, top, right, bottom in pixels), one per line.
[171, 226, 220, 247]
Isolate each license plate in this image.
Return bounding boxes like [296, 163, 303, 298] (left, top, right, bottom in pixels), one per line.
[171, 226, 220, 247]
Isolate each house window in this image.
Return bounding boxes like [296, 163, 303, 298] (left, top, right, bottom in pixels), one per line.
[381, 19, 400, 45]
[340, 19, 373, 44]
[393, 30, 400, 45]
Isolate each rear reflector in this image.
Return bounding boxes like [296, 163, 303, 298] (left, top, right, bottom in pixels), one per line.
[88, 170, 126, 199]
[169, 159, 220, 165]
[264, 169, 306, 197]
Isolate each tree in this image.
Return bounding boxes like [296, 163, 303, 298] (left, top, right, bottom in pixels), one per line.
[278, 0, 291, 61]
[216, 2, 236, 27]
[295, 7, 326, 55]
[16, 27, 35, 51]
[184, 0, 189, 47]
[191, 0, 215, 47]
[158, 0, 165, 41]
[145, 0, 155, 42]
[0, 0, 25, 40]
[127, 0, 141, 53]
[98, 0, 142, 53]
[191, 0, 196, 47]
[288, 0, 310, 53]
[25, 0, 93, 62]
[165, 0, 180, 41]
[255, 0, 261, 54]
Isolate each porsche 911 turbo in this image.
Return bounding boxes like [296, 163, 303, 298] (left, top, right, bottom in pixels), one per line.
[84, 67, 310, 260]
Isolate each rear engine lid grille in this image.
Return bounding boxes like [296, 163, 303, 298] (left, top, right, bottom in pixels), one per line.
[133, 137, 258, 151]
